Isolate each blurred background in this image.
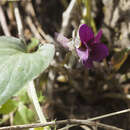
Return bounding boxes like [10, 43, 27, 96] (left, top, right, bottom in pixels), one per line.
[0, 0, 130, 129]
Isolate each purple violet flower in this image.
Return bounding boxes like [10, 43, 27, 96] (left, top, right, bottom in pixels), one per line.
[55, 24, 109, 69]
[76, 24, 109, 68]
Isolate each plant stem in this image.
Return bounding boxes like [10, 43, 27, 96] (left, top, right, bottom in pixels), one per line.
[28, 81, 47, 123]
[28, 81, 50, 130]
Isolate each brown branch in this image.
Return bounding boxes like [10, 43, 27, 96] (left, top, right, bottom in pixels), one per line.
[0, 5, 11, 36]
[0, 119, 124, 130]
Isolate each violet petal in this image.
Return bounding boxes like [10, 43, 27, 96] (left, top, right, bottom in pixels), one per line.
[91, 43, 109, 61]
[94, 29, 102, 43]
[76, 47, 89, 61]
[55, 32, 70, 49]
[79, 24, 94, 44]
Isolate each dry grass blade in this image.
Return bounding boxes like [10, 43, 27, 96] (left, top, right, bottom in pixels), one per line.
[0, 6, 11, 36]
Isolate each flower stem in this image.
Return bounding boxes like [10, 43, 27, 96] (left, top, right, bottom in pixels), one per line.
[28, 81, 51, 130]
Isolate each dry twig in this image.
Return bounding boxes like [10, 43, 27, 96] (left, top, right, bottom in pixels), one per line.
[26, 16, 45, 43]
[0, 119, 124, 130]
[88, 108, 130, 121]
[13, 2, 25, 42]
[60, 0, 77, 35]
[25, 1, 54, 43]
[0, 6, 11, 36]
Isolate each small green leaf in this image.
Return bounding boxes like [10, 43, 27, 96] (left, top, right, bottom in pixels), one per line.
[0, 36, 55, 105]
[34, 128, 44, 130]
[27, 37, 39, 52]
[13, 103, 35, 125]
[19, 89, 30, 104]
[38, 91, 46, 103]
[0, 99, 18, 114]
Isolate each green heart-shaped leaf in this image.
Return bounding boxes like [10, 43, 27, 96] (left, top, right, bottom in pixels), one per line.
[0, 36, 55, 105]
